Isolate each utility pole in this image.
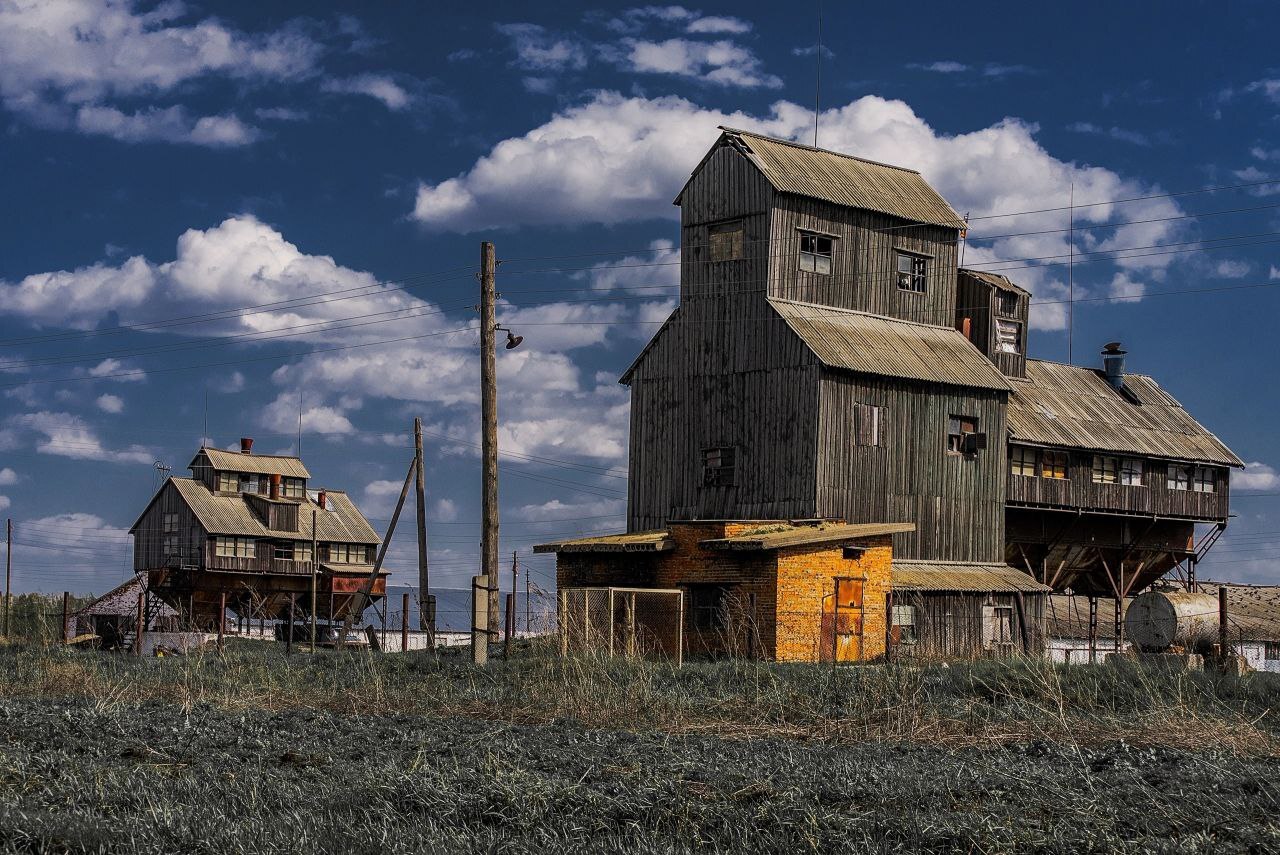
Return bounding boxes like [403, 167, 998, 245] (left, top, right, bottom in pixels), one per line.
[414, 417, 430, 634]
[3, 519, 11, 639]
[310, 509, 318, 652]
[480, 240, 500, 636]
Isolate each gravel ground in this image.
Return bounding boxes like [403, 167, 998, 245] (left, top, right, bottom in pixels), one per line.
[0, 697, 1277, 854]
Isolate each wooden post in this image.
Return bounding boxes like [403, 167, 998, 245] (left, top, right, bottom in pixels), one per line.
[309, 509, 318, 652]
[675, 590, 684, 668]
[62, 591, 70, 644]
[134, 592, 144, 656]
[558, 589, 568, 657]
[480, 240, 500, 636]
[625, 593, 637, 658]
[3, 519, 11, 639]
[1219, 585, 1230, 659]
[884, 587, 894, 663]
[414, 417, 431, 633]
[525, 571, 531, 633]
[217, 591, 226, 653]
[608, 588, 615, 657]
[1013, 592, 1030, 655]
[1088, 596, 1098, 664]
[504, 592, 515, 660]
[401, 592, 410, 653]
[424, 595, 436, 648]
[286, 594, 295, 654]
[339, 456, 415, 643]
[471, 575, 488, 666]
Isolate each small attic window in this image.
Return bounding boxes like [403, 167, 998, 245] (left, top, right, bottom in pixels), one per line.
[997, 290, 1019, 316]
[709, 221, 744, 261]
[799, 232, 833, 274]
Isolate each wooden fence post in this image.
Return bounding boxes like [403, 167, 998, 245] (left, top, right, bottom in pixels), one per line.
[134, 592, 144, 656]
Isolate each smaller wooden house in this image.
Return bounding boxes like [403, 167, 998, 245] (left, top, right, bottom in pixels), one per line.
[68, 573, 177, 650]
[538, 520, 1049, 663]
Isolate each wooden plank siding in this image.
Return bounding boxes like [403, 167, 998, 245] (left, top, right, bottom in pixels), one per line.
[894, 591, 1046, 659]
[954, 271, 1029, 379]
[133, 480, 207, 570]
[816, 373, 1007, 562]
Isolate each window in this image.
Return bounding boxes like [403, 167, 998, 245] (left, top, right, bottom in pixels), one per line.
[1092, 456, 1119, 485]
[327, 543, 369, 564]
[799, 232, 833, 274]
[217, 471, 239, 492]
[295, 541, 313, 563]
[1266, 642, 1280, 662]
[239, 474, 259, 494]
[854, 403, 882, 447]
[1041, 450, 1069, 480]
[1168, 464, 1192, 491]
[282, 478, 305, 499]
[997, 289, 1019, 316]
[1119, 459, 1144, 486]
[709, 221, 743, 261]
[891, 604, 917, 645]
[995, 319, 1022, 354]
[163, 512, 179, 533]
[1193, 466, 1216, 493]
[947, 416, 979, 455]
[688, 584, 730, 632]
[163, 535, 179, 556]
[273, 541, 295, 561]
[982, 605, 1015, 649]
[214, 536, 255, 558]
[896, 251, 927, 292]
[1010, 446, 1038, 477]
[702, 446, 736, 487]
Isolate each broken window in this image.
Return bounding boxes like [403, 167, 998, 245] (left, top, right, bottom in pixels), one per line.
[1041, 450, 1069, 480]
[997, 289, 1019, 316]
[854, 403, 882, 447]
[709, 221, 744, 261]
[891, 604, 917, 645]
[1010, 446, 1038, 477]
[1119, 459, 1144, 486]
[947, 416, 980, 455]
[1168, 463, 1192, 491]
[162, 535, 179, 556]
[799, 232, 834, 274]
[688, 584, 731, 632]
[702, 446, 736, 487]
[1092, 456, 1120, 485]
[982, 604, 1015, 650]
[1193, 466, 1216, 493]
[896, 251, 927, 292]
[995, 319, 1022, 354]
[273, 541, 295, 561]
[239, 474, 259, 494]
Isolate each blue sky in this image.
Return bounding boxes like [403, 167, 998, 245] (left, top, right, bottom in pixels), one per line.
[2, 0, 1279, 597]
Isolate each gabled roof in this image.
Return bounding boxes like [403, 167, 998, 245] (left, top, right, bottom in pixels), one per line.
[533, 531, 674, 554]
[700, 522, 914, 551]
[71, 573, 177, 619]
[192, 447, 311, 479]
[680, 128, 967, 230]
[769, 298, 1012, 391]
[133, 477, 379, 544]
[959, 268, 1031, 298]
[892, 561, 1051, 593]
[1007, 360, 1242, 467]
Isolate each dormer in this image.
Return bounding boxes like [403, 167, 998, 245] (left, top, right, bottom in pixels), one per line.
[188, 438, 311, 497]
[954, 269, 1030, 379]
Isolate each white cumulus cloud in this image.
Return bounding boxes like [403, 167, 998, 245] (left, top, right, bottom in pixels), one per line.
[321, 73, 412, 110]
[8, 411, 153, 464]
[95, 394, 124, 413]
[1235, 462, 1280, 491]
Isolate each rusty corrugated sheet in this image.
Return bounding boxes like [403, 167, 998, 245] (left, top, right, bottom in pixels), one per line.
[892, 561, 1050, 593]
[770, 298, 1012, 391]
[701, 521, 915, 551]
[1007, 360, 1242, 466]
[724, 128, 968, 229]
[171, 478, 380, 543]
[532, 530, 674, 553]
[196, 448, 312, 479]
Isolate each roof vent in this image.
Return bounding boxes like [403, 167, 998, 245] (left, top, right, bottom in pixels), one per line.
[240, 437, 254, 454]
[1101, 342, 1126, 392]
[317, 489, 327, 510]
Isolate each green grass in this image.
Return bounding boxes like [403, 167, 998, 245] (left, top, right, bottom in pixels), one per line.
[0, 644, 1278, 852]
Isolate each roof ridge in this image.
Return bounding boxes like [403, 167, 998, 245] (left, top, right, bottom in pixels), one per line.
[1024, 357, 1158, 382]
[767, 297, 957, 331]
[719, 126, 923, 175]
[203, 447, 304, 460]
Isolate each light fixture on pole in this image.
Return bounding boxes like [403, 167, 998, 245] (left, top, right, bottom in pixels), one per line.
[496, 325, 523, 350]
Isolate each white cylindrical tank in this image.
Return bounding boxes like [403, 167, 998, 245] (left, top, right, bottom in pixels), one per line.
[1125, 591, 1219, 651]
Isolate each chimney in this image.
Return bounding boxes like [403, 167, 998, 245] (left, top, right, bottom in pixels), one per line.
[317, 489, 327, 510]
[240, 437, 254, 454]
[269, 473, 281, 499]
[1101, 342, 1127, 391]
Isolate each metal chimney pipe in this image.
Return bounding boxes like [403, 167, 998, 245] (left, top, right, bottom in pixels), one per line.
[317, 489, 327, 510]
[269, 473, 281, 499]
[240, 437, 254, 454]
[1101, 342, 1126, 391]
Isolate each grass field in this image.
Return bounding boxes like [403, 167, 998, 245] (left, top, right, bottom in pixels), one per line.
[1, 642, 1278, 853]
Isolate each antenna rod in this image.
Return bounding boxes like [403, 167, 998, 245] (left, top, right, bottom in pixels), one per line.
[1068, 181, 1074, 365]
[814, 0, 823, 147]
[297, 391, 303, 455]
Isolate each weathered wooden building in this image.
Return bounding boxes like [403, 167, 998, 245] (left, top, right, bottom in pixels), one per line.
[130, 438, 383, 630]
[623, 127, 1240, 602]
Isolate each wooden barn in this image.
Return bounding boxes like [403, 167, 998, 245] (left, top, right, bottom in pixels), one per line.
[129, 438, 383, 631]
[612, 126, 1239, 643]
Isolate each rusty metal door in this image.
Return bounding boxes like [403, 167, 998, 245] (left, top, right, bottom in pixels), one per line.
[821, 577, 865, 662]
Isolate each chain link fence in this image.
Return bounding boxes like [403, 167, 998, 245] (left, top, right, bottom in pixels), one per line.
[559, 587, 684, 664]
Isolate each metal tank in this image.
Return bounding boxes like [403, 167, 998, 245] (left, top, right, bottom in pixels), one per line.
[1125, 590, 1219, 652]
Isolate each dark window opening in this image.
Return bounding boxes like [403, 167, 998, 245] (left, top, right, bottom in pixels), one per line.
[947, 416, 982, 455]
[1168, 463, 1192, 491]
[997, 289, 1019, 316]
[1193, 466, 1216, 494]
[896, 251, 927, 292]
[689, 584, 732, 632]
[1266, 642, 1280, 661]
[799, 232, 834, 274]
[854, 403, 882, 447]
[273, 541, 294, 561]
[709, 221, 744, 261]
[1042, 450, 1069, 480]
[702, 446, 736, 487]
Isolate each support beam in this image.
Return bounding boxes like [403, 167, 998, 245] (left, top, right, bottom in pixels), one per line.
[414, 417, 431, 634]
[338, 456, 416, 643]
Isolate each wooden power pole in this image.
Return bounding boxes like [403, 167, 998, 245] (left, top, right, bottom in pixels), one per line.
[480, 240, 500, 635]
[310, 509, 318, 652]
[3, 519, 11, 639]
[414, 417, 430, 634]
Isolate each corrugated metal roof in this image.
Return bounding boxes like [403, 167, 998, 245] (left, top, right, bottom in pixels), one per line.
[168, 478, 379, 543]
[959, 268, 1031, 297]
[701, 522, 914, 551]
[320, 563, 389, 576]
[721, 128, 968, 230]
[194, 448, 312, 479]
[769, 298, 1012, 391]
[533, 531, 674, 554]
[71, 573, 176, 618]
[1007, 360, 1242, 466]
[892, 561, 1051, 593]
